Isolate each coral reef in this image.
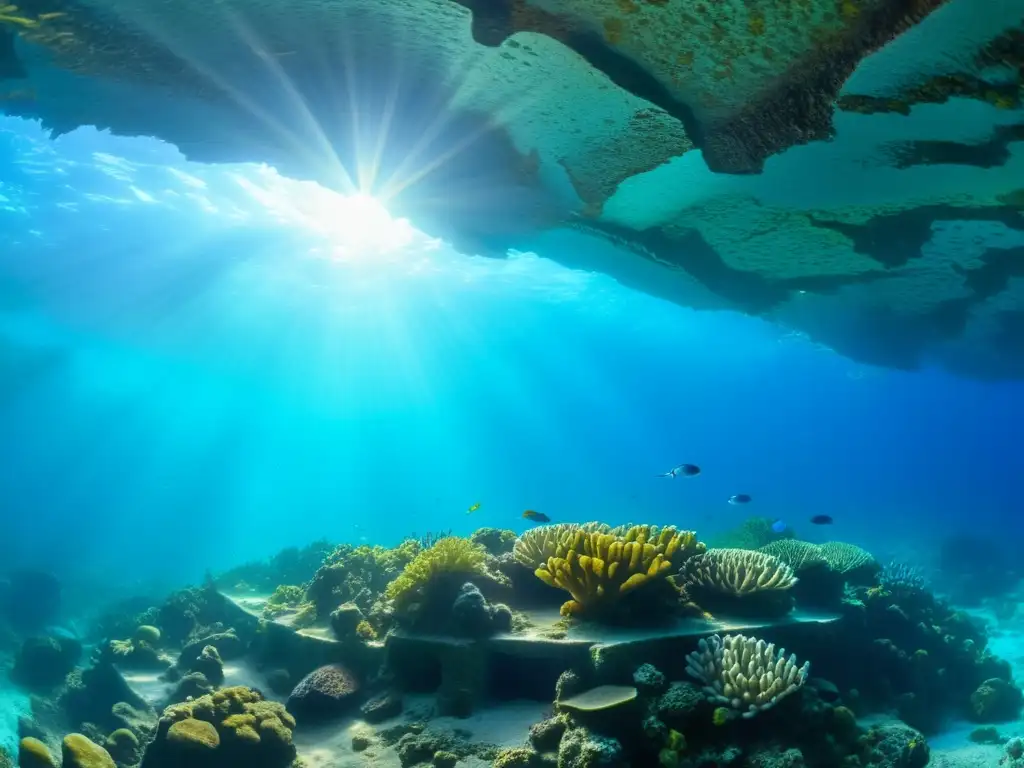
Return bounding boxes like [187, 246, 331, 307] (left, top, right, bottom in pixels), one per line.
[818, 542, 880, 586]
[530, 525, 703, 619]
[709, 517, 795, 550]
[139, 686, 296, 768]
[685, 634, 810, 718]
[677, 549, 797, 618]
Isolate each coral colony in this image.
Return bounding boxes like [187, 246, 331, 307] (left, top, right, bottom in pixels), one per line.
[2, 520, 1021, 768]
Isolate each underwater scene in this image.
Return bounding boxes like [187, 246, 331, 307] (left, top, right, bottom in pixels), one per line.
[2, 1, 1024, 768]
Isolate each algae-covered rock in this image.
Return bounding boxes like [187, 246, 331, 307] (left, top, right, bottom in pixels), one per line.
[287, 664, 360, 721]
[330, 603, 364, 640]
[13, 635, 81, 687]
[104, 728, 142, 765]
[529, 715, 568, 752]
[433, 750, 459, 768]
[969, 677, 1023, 722]
[166, 719, 220, 751]
[469, 528, 517, 556]
[140, 686, 296, 768]
[656, 682, 705, 729]
[18, 738, 56, 768]
[61, 734, 116, 768]
[632, 664, 667, 695]
[557, 728, 626, 768]
[492, 747, 536, 768]
[360, 692, 403, 723]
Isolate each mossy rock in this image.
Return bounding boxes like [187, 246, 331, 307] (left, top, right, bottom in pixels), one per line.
[61, 734, 116, 768]
[18, 738, 56, 768]
[166, 719, 220, 751]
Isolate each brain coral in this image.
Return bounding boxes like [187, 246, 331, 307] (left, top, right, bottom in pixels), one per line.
[139, 686, 296, 768]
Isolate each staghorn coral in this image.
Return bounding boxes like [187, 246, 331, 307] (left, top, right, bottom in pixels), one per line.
[384, 537, 489, 613]
[677, 549, 796, 617]
[534, 526, 702, 618]
[685, 633, 810, 718]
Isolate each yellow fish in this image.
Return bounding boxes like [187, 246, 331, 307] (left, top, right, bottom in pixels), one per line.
[38, 11, 66, 19]
[467, 502, 481, 514]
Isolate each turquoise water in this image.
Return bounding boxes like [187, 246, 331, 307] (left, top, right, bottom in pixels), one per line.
[1, 118, 1021, 598]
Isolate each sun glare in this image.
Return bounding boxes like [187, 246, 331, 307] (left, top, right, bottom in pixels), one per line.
[233, 169, 417, 262]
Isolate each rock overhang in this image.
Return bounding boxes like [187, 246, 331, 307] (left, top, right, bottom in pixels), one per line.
[0, 0, 1022, 376]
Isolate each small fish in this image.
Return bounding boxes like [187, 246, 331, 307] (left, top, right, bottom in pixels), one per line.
[728, 494, 752, 505]
[522, 510, 551, 523]
[770, 519, 787, 534]
[467, 502, 481, 514]
[810, 514, 834, 525]
[659, 463, 701, 478]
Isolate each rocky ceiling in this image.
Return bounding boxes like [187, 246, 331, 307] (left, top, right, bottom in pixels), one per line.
[1, 0, 1023, 377]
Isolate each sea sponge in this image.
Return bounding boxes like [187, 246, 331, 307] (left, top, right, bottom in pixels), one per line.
[685, 633, 810, 718]
[384, 537, 489, 612]
[534, 527, 692, 617]
[677, 549, 796, 617]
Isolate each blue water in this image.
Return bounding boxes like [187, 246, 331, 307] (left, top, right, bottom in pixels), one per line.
[1, 115, 1022, 602]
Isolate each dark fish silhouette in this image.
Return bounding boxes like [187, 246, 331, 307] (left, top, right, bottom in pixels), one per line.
[810, 514, 834, 525]
[659, 463, 701, 478]
[728, 494, 752, 505]
[522, 510, 551, 523]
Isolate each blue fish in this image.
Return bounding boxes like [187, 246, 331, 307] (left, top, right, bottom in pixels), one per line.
[771, 519, 787, 534]
[728, 494, 752, 505]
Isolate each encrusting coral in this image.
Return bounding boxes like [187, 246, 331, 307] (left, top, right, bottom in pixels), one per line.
[531, 525, 703, 617]
[685, 633, 810, 718]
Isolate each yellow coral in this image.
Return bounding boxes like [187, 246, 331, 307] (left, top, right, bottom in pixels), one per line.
[535, 530, 681, 616]
[384, 536, 488, 610]
[513, 523, 585, 569]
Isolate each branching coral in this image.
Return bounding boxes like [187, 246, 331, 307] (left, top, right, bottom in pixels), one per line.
[534, 527, 702, 617]
[513, 524, 584, 570]
[677, 548, 797, 617]
[384, 537, 489, 613]
[679, 549, 797, 594]
[685, 634, 810, 718]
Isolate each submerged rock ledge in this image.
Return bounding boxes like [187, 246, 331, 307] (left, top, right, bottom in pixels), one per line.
[1, 0, 1022, 377]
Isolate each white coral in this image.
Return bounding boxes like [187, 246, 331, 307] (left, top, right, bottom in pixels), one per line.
[685, 633, 810, 718]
